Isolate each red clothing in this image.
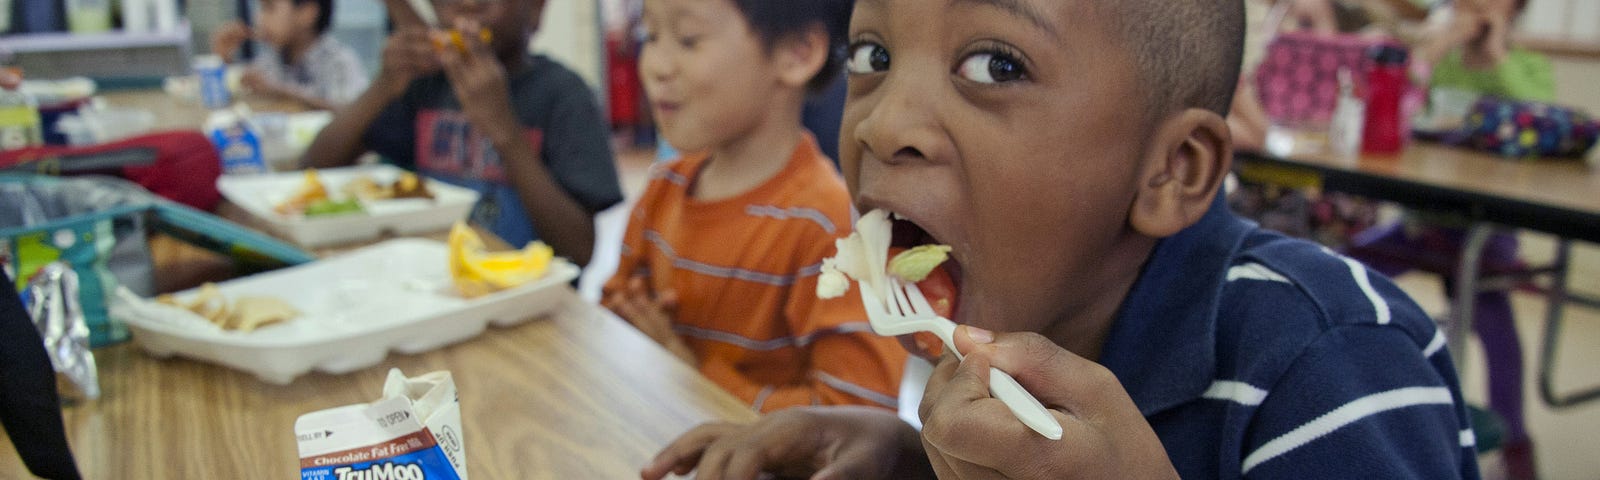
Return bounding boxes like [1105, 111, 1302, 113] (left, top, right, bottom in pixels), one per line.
[605, 136, 905, 412]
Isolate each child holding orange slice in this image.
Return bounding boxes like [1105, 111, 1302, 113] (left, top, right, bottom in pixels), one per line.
[303, 0, 622, 267]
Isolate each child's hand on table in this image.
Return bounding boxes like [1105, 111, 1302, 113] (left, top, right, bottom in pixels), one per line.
[916, 326, 1178, 479]
[641, 406, 930, 480]
[604, 275, 694, 365]
[436, 18, 520, 143]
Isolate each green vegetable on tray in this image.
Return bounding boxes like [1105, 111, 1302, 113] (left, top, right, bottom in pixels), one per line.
[303, 199, 365, 217]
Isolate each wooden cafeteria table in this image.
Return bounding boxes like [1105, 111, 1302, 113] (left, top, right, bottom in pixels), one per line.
[1236, 142, 1600, 407]
[4, 88, 755, 477]
[0, 288, 758, 478]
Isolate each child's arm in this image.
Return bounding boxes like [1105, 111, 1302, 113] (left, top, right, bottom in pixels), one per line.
[241, 70, 337, 111]
[916, 327, 1179, 479]
[642, 406, 934, 480]
[602, 183, 697, 362]
[301, 28, 437, 169]
[436, 19, 611, 266]
[210, 21, 250, 63]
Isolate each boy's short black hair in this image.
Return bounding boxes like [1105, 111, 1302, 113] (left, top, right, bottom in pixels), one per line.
[1108, 1, 1245, 122]
[731, 0, 853, 93]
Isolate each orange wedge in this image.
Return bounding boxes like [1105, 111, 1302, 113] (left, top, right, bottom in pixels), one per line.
[448, 223, 554, 298]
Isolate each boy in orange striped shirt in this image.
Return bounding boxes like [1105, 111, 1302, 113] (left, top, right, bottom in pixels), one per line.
[602, 0, 906, 412]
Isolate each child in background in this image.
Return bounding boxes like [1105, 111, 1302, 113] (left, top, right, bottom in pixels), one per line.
[642, 0, 1477, 478]
[211, 0, 369, 110]
[602, 0, 906, 412]
[1413, 0, 1551, 101]
[1350, 1, 1548, 478]
[302, 0, 622, 267]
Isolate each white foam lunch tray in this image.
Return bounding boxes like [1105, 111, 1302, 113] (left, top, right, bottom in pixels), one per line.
[217, 164, 481, 248]
[113, 239, 578, 384]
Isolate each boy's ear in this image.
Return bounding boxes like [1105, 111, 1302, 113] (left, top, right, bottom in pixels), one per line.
[1128, 109, 1233, 238]
[771, 25, 830, 89]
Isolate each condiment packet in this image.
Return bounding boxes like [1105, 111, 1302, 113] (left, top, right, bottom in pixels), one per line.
[295, 368, 466, 480]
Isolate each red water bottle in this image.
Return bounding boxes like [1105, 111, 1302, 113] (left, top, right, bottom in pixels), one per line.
[1362, 45, 1409, 154]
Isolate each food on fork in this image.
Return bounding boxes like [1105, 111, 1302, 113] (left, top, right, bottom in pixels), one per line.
[818, 209, 953, 297]
[817, 210, 892, 299]
[888, 244, 952, 283]
[819, 210, 957, 358]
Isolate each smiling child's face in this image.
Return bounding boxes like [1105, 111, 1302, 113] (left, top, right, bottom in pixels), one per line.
[841, 0, 1157, 337]
[638, 0, 787, 153]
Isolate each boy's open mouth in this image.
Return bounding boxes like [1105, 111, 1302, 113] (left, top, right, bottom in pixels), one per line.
[888, 214, 962, 318]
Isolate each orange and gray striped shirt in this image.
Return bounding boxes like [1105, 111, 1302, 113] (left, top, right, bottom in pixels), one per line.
[604, 135, 906, 413]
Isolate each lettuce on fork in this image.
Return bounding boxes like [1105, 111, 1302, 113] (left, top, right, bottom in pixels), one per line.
[817, 210, 950, 299]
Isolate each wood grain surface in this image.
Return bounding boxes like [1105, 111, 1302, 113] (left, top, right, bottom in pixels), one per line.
[0, 290, 757, 478]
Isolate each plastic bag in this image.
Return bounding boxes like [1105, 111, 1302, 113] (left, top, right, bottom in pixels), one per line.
[1, 175, 157, 346]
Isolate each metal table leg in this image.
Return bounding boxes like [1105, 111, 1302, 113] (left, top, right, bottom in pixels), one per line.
[1450, 223, 1493, 377]
[1538, 239, 1600, 408]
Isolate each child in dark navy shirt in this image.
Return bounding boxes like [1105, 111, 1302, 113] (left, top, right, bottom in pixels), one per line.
[639, 0, 1479, 479]
[303, 0, 620, 265]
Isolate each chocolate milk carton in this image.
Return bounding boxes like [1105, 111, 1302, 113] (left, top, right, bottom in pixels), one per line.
[295, 369, 467, 480]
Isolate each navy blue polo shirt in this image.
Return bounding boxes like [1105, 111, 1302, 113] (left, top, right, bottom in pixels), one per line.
[1100, 195, 1480, 478]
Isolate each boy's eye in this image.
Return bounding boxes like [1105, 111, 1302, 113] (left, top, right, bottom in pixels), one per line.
[678, 34, 701, 49]
[956, 51, 1027, 84]
[845, 42, 890, 74]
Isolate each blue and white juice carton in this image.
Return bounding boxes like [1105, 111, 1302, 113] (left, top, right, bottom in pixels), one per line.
[193, 54, 231, 110]
[205, 108, 268, 174]
[295, 369, 467, 480]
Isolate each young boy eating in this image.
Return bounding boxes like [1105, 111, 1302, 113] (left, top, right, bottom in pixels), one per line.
[211, 0, 370, 109]
[602, 0, 907, 412]
[302, 0, 622, 265]
[641, 0, 1479, 478]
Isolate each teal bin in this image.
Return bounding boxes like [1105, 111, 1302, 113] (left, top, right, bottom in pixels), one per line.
[1, 174, 314, 346]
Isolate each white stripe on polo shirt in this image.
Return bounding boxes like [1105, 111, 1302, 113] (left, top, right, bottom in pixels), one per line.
[1202, 380, 1270, 406]
[1342, 257, 1393, 325]
[1226, 263, 1291, 284]
[1241, 386, 1455, 474]
[1424, 329, 1448, 357]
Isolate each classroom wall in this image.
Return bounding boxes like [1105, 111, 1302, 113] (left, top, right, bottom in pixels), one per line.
[1551, 57, 1600, 115]
[1517, 0, 1600, 112]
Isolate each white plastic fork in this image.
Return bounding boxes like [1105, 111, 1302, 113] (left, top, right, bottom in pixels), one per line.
[861, 277, 1064, 440]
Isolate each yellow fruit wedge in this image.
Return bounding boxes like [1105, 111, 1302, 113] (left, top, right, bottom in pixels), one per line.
[448, 223, 555, 298]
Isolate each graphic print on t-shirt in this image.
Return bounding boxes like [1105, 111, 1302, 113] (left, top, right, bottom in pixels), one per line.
[413, 108, 546, 237]
[416, 109, 515, 182]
